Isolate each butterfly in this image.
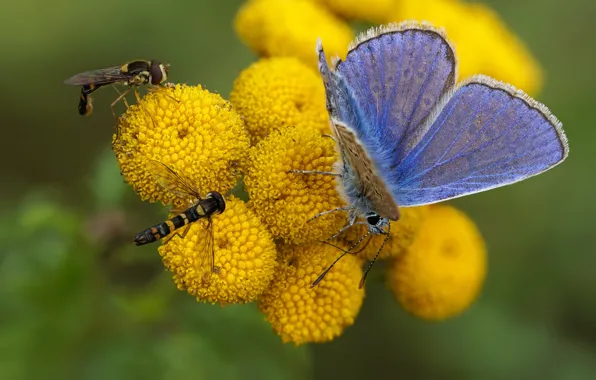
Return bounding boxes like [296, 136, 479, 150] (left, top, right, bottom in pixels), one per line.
[304, 21, 569, 288]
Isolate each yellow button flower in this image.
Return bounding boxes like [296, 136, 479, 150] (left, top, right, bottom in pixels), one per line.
[342, 206, 430, 261]
[113, 84, 250, 209]
[258, 241, 365, 345]
[313, 0, 395, 23]
[230, 57, 330, 144]
[244, 127, 346, 244]
[392, 0, 542, 95]
[387, 205, 487, 321]
[158, 196, 277, 305]
[234, 0, 353, 69]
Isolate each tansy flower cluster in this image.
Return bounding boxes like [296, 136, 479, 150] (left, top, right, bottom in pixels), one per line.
[110, 0, 544, 345]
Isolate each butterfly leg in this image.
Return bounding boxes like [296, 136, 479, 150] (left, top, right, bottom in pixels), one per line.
[288, 169, 342, 177]
[307, 206, 350, 222]
[329, 221, 367, 240]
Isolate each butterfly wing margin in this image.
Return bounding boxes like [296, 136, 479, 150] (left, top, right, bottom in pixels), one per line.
[393, 75, 569, 206]
[334, 22, 457, 162]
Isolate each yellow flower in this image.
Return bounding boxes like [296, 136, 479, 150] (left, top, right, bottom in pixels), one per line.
[230, 57, 330, 144]
[244, 127, 346, 244]
[234, 0, 353, 69]
[313, 0, 395, 23]
[258, 241, 364, 345]
[386, 205, 487, 321]
[158, 196, 277, 305]
[113, 84, 250, 209]
[342, 206, 430, 261]
[391, 0, 542, 95]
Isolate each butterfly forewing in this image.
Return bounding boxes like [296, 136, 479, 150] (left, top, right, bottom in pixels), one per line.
[334, 23, 457, 164]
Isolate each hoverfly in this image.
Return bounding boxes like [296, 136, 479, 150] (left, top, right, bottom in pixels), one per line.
[133, 160, 226, 280]
[64, 60, 169, 116]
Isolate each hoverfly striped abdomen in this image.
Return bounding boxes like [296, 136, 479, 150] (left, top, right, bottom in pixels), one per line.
[133, 191, 226, 246]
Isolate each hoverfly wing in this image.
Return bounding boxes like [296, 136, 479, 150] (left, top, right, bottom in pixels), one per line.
[196, 217, 217, 285]
[146, 160, 202, 203]
[64, 66, 128, 86]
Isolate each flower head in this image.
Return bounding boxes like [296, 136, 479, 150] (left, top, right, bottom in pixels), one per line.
[258, 241, 364, 345]
[158, 196, 277, 305]
[342, 206, 430, 261]
[313, 0, 395, 23]
[113, 84, 250, 209]
[386, 205, 487, 321]
[230, 57, 330, 144]
[234, 0, 353, 69]
[244, 127, 346, 244]
[392, 0, 542, 95]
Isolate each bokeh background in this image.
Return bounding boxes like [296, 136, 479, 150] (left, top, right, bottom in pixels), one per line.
[1, 0, 595, 379]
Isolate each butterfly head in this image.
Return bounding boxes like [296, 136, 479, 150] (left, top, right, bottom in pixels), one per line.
[365, 212, 389, 235]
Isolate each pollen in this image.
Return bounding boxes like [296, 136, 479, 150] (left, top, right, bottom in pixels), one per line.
[386, 205, 487, 321]
[158, 196, 277, 305]
[244, 127, 346, 244]
[234, 0, 353, 70]
[230, 57, 330, 144]
[113, 84, 250, 209]
[342, 206, 431, 261]
[258, 241, 364, 345]
[392, 0, 542, 95]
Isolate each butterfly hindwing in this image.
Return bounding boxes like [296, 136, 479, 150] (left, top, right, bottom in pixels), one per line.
[393, 75, 569, 206]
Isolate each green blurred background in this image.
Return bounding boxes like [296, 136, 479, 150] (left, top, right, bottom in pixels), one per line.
[1, 0, 595, 379]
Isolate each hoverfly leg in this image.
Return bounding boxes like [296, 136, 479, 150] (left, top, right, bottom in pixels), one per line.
[148, 84, 180, 103]
[110, 87, 132, 119]
[163, 224, 191, 244]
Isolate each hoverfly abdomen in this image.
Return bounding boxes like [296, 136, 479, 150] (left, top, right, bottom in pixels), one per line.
[134, 226, 162, 246]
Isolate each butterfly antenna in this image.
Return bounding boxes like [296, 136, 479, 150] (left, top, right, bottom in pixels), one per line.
[359, 224, 391, 289]
[317, 239, 349, 253]
[311, 230, 371, 288]
[351, 234, 373, 255]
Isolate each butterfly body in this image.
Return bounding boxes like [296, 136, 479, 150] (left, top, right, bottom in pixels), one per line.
[311, 21, 568, 286]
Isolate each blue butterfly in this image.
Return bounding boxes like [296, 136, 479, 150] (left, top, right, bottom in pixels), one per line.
[303, 21, 568, 287]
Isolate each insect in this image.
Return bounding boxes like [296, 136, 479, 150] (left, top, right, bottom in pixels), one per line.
[64, 60, 169, 116]
[133, 161, 226, 278]
[297, 21, 569, 288]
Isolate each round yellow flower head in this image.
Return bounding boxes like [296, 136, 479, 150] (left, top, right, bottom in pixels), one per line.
[314, 0, 395, 23]
[466, 3, 542, 95]
[113, 84, 250, 209]
[258, 241, 365, 345]
[387, 205, 487, 321]
[234, 0, 353, 69]
[392, 0, 542, 95]
[342, 206, 430, 261]
[244, 127, 346, 244]
[230, 57, 330, 144]
[158, 196, 277, 305]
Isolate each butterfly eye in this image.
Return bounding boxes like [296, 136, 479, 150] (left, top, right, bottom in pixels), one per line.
[366, 214, 381, 226]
